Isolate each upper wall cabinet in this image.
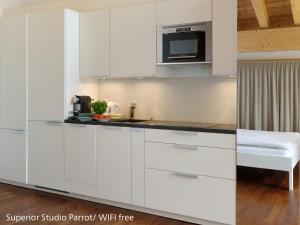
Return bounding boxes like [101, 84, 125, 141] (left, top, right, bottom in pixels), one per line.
[80, 9, 110, 78]
[110, 3, 156, 77]
[212, 0, 237, 76]
[157, 0, 212, 26]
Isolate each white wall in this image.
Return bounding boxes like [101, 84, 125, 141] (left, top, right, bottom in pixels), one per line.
[98, 77, 237, 124]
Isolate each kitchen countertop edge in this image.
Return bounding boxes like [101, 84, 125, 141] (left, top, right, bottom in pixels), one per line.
[64, 120, 237, 135]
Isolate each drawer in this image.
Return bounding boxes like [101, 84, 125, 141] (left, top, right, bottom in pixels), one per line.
[145, 169, 236, 225]
[145, 142, 235, 179]
[145, 129, 236, 149]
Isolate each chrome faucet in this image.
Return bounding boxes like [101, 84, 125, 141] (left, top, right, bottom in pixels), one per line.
[129, 103, 136, 120]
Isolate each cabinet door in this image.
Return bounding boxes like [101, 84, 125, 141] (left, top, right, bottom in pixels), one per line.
[212, 0, 237, 76]
[145, 169, 236, 225]
[97, 126, 132, 204]
[0, 15, 27, 129]
[28, 121, 64, 191]
[0, 129, 27, 184]
[110, 3, 156, 77]
[80, 9, 110, 78]
[28, 10, 65, 121]
[64, 124, 97, 197]
[132, 128, 145, 207]
[157, 0, 212, 26]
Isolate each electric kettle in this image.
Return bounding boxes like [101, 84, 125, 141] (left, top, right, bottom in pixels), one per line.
[106, 101, 121, 114]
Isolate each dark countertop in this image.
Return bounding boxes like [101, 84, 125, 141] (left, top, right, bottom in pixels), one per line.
[65, 119, 236, 134]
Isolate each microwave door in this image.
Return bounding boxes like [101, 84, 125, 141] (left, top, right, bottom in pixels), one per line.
[163, 31, 205, 63]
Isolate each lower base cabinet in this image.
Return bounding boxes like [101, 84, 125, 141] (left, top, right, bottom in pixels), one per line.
[0, 129, 27, 184]
[28, 121, 65, 191]
[145, 168, 236, 225]
[96, 126, 132, 204]
[64, 124, 97, 197]
[25, 123, 235, 225]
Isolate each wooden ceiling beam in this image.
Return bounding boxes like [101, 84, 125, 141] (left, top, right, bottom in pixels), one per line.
[290, 0, 300, 25]
[250, 0, 270, 28]
[238, 26, 300, 52]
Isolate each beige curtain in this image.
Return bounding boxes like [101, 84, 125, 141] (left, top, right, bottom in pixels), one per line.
[238, 60, 300, 132]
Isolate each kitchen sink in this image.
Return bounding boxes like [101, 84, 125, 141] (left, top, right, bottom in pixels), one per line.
[109, 119, 149, 123]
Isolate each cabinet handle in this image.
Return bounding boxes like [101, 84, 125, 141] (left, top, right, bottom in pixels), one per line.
[46, 120, 62, 124]
[132, 128, 144, 132]
[174, 172, 199, 179]
[174, 130, 198, 136]
[8, 128, 27, 134]
[103, 126, 121, 130]
[173, 144, 199, 151]
[70, 124, 88, 128]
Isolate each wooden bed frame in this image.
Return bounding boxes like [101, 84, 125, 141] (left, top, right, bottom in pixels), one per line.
[237, 147, 299, 191]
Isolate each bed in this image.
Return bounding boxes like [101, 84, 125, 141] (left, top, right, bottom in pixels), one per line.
[237, 129, 300, 191]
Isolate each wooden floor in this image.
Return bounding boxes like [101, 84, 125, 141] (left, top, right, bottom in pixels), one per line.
[0, 168, 299, 225]
[237, 165, 299, 225]
[0, 183, 192, 225]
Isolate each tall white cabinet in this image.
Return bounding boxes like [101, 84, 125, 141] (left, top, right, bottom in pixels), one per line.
[28, 9, 79, 122]
[27, 9, 80, 191]
[0, 14, 28, 184]
[28, 121, 65, 190]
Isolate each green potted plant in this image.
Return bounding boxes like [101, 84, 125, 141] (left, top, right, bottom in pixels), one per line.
[91, 100, 110, 121]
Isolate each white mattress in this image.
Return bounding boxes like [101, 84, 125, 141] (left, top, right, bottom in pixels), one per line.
[237, 145, 298, 158]
[237, 129, 300, 151]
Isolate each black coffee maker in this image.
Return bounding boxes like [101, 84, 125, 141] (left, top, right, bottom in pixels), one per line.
[73, 95, 92, 117]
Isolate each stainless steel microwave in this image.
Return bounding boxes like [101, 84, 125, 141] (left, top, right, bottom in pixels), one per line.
[162, 24, 206, 63]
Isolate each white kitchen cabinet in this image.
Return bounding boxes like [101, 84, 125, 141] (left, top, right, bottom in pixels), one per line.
[0, 129, 27, 184]
[145, 128, 236, 224]
[0, 14, 27, 130]
[212, 0, 237, 76]
[64, 124, 97, 197]
[145, 169, 236, 225]
[132, 128, 145, 207]
[145, 142, 236, 179]
[145, 129, 236, 149]
[157, 0, 212, 26]
[110, 3, 156, 77]
[96, 126, 132, 204]
[28, 121, 64, 191]
[28, 9, 80, 121]
[80, 9, 110, 78]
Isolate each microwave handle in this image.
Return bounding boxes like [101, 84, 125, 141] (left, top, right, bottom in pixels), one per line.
[168, 55, 197, 59]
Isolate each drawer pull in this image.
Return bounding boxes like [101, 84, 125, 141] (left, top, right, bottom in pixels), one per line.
[70, 124, 88, 128]
[174, 172, 199, 179]
[103, 126, 122, 130]
[174, 131, 198, 136]
[46, 120, 62, 124]
[6, 128, 27, 134]
[132, 128, 144, 132]
[173, 144, 199, 150]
